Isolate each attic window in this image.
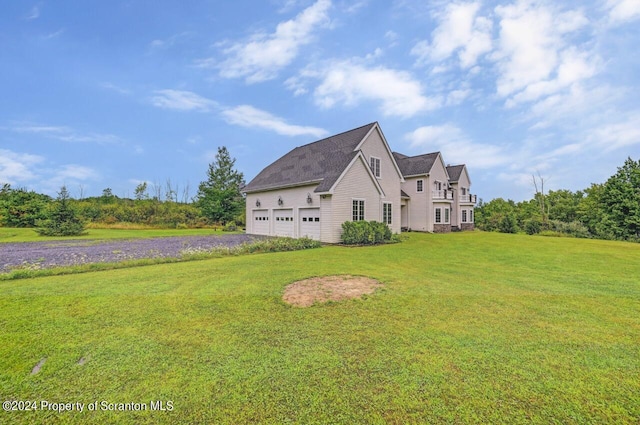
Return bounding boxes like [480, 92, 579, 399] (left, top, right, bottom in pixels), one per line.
[370, 157, 381, 178]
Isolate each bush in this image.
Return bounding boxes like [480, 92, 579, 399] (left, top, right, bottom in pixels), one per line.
[223, 221, 238, 232]
[549, 220, 591, 238]
[341, 221, 394, 245]
[524, 217, 542, 235]
[498, 214, 518, 234]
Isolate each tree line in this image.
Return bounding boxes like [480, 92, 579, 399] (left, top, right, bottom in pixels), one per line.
[0, 147, 246, 235]
[475, 157, 640, 242]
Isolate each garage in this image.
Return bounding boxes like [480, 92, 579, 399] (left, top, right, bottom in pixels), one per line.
[252, 210, 269, 235]
[299, 208, 321, 240]
[273, 209, 294, 237]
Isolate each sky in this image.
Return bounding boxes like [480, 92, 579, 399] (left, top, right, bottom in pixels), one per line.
[1, 0, 639, 202]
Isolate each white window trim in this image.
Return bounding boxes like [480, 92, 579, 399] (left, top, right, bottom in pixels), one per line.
[435, 207, 442, 224]
[383, 202, 392, 225]
[352, 198, 365, 221]
[444, 207, 450, 224]
[417, 179, 424, 193]
[370, 156, 381, 178]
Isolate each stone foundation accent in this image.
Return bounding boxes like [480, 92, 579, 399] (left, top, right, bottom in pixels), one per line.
[433, 224, 452, 233]
[460, 223, 475, 231]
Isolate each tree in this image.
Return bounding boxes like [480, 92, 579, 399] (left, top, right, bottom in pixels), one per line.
[196, 146, 245, 224]
[36, 186, 86, 236]
[600, 157, 640, 240]
[0, 184, 51, 227]
[134, 182, 148, 200]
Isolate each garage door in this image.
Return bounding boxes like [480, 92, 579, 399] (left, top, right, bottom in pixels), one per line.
[299, 208, 321, 240]
[252, 210, 269, 235]
[273, 209, 294, 237]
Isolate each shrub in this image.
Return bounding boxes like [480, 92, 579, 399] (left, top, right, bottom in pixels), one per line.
[223, 221, 238, 232]
[341, 221, 394, 245]
[498, 214, 518, 234]
[524, 218, 542, 235]
[549, 220, 591, 238]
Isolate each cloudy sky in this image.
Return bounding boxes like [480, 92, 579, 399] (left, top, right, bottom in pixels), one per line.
[1, 0, 639, 201]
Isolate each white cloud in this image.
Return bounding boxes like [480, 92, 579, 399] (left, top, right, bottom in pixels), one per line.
[586, 111, 640, 151]
[296, 59, 439, 118]
[211, 0, 331, 83]
[8, 124, 120, 144]
[221, 105, 327, 138]
[606, 0, 640, 25]
[0, 149, 43, 184]
[150, 90, 218, 112]
[411, 2, 492, 69]
[54, 164, 99, 181]
[25, 5, 40, 20]
[492, 1, 592, 105]
[405, 124, 509, 168]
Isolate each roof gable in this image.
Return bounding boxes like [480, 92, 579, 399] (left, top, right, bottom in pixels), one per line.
[242, 123, 376, 193]
[326, 151, 385, 196]
[393, 151, 440, 177]
[447, 164, 471, 185]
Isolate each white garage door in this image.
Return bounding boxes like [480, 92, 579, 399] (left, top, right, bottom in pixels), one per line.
[274, 209, 294, 237]
[299, 208, 321, 240]
[252, 210, 269, 235]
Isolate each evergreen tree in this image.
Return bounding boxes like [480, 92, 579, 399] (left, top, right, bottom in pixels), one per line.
[36, 186, 86, 236]
[600, 157, 640, 240]
[196, 147, 245, 224]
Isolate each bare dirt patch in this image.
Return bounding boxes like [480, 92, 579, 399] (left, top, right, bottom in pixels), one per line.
[283, 275, 383, 307]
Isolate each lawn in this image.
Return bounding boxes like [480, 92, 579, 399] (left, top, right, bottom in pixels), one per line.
[0, 232, 638, 424]
[0, 227, 225, 243]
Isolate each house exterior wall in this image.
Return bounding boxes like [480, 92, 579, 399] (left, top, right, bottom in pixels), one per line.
[401, 176, 429, 231]
[452, 167, 475, 231]
[245, 184, 321, 237]
[357, 127, 403, 235]
[329, 157, 383, 243]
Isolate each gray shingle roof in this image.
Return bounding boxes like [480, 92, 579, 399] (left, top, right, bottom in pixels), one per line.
[392, 152, 439, 176]
[446, 164, 465, 182]
[243, 123, 377, 193]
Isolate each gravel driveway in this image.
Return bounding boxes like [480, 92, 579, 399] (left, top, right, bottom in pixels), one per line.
[0, 234, 264, 273]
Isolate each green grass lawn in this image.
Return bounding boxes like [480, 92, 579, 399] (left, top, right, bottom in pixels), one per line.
[0, 227, 225, 243]
[1, 232, 638, 424]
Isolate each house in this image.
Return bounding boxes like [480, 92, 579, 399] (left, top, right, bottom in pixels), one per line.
[242, 122, 476, 243]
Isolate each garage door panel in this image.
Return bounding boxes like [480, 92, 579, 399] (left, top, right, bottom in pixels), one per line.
[274, 209, 294, 237]
[299, 208, 320, 240]
[252, 210, 269, 235]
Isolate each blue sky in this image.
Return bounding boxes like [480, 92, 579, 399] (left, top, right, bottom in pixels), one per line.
[1, 0, 639, 202]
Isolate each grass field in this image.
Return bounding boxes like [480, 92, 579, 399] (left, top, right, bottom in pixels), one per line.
[1, 232, 638, 424]
[0, 227, 225, 243]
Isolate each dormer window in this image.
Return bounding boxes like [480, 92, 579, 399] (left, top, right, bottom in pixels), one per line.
[370, 157, 381, 178]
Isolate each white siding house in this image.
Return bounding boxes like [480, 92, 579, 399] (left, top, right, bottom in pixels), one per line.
[243, 122, 475, 243]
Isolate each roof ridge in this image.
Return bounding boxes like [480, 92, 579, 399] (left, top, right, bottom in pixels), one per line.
[295, 122, 377, 149]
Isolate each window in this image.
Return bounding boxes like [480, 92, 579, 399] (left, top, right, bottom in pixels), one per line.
[417, 179, 424, 193]
[352, 200, 365, 221]
[470, 210, 474, 223]
[462, 209, 468, 223]
[315, 217, 320, 222]
[435, 207, 442, 223]
[370, 157, 381, 178]
[444, 208, 450, 224]
[435, 181, 442, 191]
[461, 187, 467, 196]
[383, 203, 392, 225]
